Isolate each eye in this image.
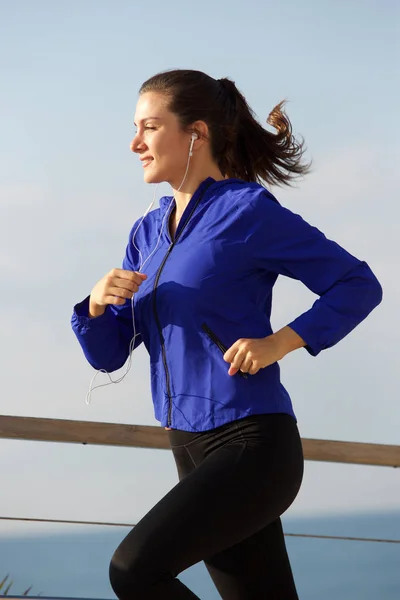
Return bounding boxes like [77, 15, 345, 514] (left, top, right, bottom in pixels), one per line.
[144, 126, 156, 130]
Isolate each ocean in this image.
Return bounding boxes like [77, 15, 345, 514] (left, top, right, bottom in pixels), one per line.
[0, 511, 399, 599]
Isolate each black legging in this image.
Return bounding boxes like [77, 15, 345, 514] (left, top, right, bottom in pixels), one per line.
[109, 413, 304, 599]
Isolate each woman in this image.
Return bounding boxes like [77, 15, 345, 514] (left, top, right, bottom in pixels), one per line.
[71, 70, 382, 599]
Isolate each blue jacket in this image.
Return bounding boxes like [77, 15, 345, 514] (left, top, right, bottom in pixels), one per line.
[71, 177, 383, 432]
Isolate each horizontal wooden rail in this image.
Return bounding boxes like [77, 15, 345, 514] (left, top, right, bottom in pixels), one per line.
[0, 415, 170, 449]
[0, 415, 399, 467]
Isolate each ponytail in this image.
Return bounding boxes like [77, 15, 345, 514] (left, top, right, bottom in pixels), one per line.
[217, 78, 310, 186]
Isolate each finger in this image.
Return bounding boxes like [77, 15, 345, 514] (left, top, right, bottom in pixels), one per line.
[107, 286, 135, 299]
[226, 350, 248, 377]
[110, 268, 147, 283]
[239, 356, 253, 373]
[228, 365, 240, 376]
[249, 364, 260, 375]
[113, 278, 137, 293]
[104, 296, 127, 305]
[229, 357, 252, 376]
[223, 340, 243, 363]
[108, 277, 143, 294]
[230, 348, 248, 372]
[107, 276, 144, 294]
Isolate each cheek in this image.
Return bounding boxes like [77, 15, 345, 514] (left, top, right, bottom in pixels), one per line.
[164, 139, 189, 164]
[151, 133, 189, 166]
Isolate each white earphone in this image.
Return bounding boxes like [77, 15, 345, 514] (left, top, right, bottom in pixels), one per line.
[189, 132, 198, 156]
[86, 129, 199, 404]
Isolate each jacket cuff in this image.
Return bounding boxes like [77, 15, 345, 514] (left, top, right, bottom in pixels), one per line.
[71, 296, 114, 334]
[287, 315, 321, 357]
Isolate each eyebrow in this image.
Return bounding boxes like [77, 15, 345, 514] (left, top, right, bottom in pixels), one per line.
[133, 117, 163, 126]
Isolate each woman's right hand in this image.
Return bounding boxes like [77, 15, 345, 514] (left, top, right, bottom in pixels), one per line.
[89, 268, 147, 318]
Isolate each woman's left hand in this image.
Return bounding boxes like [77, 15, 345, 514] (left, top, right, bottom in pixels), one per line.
[223, 335, 283, 376]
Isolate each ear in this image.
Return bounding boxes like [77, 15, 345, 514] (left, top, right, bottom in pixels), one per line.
[190, 120, 209, 143]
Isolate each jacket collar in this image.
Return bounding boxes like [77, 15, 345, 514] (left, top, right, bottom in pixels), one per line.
[159, 176, 217, 212]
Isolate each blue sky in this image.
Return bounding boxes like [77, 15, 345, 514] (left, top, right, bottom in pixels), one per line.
[0, 0, 399, 537]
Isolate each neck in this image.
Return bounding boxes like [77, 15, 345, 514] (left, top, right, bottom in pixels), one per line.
[171, 164, 226, 217]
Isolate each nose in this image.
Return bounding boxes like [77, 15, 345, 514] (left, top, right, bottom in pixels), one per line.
[130, 132, 146, 154]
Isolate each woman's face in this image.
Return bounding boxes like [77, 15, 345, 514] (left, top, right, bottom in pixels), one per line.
[131, 92, 193, 186]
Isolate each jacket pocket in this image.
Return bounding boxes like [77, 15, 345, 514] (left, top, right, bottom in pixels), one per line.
[201, 323, 248, 380]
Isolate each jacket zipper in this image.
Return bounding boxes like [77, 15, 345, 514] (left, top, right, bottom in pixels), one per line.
[152, 180, 215, 427]
[201, 323, 248, 379]
[152, 244, 175, 425]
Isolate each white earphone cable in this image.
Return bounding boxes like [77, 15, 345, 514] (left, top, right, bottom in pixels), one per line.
[85, 134, 197, 404]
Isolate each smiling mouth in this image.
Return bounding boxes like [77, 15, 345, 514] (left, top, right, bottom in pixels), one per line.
[142, 158, 154, 168]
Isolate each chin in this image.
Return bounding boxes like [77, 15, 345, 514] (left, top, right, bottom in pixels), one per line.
[143, 169, 164, 185]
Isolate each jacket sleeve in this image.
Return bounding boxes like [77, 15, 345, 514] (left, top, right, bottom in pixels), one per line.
[244, 191, 383, 356]
[70, 223, 143, 371]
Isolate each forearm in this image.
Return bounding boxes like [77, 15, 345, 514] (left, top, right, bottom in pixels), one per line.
[272, 326, 306, 360]
[286, 261, 383, 357]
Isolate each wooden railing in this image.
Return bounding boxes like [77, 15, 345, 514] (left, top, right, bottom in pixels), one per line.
[1, 413, 399, 600]
[0, 415, 399, 467]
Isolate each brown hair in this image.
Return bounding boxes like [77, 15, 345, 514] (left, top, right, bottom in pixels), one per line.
[140, 69, 311, 187]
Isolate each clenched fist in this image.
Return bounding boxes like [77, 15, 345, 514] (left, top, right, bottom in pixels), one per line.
[223, 327, 306, 376]
[89, 268, 147, 318]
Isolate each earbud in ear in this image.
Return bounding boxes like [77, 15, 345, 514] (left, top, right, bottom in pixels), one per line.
[189, 133, 198, 157]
